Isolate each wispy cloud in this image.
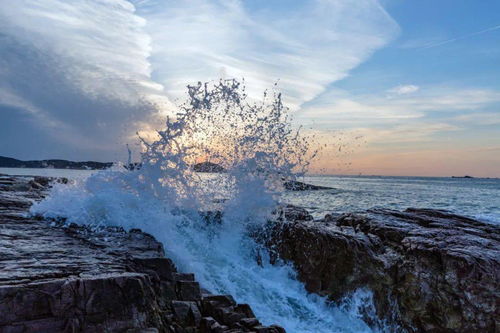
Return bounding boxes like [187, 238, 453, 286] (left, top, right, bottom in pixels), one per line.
[420, 24, 500, 49]
[299, 86, 500, 126]
[132, 0, 399, 109]
[387, 84, 419, 95]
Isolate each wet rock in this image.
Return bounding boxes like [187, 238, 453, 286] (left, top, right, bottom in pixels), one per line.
[1, 175, 284, 332]
[171, 301, 201, 326]
[176, 281, 202, 301]
[134, 257, 177, 281]
[273, 204, 313, 222]
[240, 317, 260, 328]
[267, 208, 500, 332]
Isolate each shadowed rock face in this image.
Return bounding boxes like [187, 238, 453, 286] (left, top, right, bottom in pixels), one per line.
[266, 208, 500, 332]
[0, 175, 285, 333]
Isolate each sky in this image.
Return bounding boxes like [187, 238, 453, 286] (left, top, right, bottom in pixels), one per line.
[0, 0, 499, 177]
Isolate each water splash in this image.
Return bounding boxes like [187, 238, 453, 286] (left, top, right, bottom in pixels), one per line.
[32, 80, 388, 333]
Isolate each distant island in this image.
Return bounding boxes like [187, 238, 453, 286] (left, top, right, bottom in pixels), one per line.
[452, 175, 474, 179]
[0, 155, 112, 170]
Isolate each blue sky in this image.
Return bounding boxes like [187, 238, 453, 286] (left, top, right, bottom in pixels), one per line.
[0, 0, 499, 176]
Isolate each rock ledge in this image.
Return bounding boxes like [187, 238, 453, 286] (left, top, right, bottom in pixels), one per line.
[0, 175, 284, 333]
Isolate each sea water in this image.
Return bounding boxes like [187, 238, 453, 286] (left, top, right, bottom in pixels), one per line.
[4, 167, 497, 225]
[285, 175, 500, 224]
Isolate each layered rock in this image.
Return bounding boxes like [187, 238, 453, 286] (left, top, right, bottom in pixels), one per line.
[0, 175, 284, 333]
[266, 208, 500, 332]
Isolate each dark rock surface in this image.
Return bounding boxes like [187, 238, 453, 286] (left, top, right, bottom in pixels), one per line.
[192, 162, 226, 173]
[266, 208, 500, 332]
[0, 175, 284, 333]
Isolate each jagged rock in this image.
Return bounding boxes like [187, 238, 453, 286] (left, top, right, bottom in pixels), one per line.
[0, 175, 284, 333]
[171, 301, 201, 326]
[240, 318, 260, 328]
[273, 204, 313, 222]
[266, 208, 500, 332]
[176, 281, 202, 301]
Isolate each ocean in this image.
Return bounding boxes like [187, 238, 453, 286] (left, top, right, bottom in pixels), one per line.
[4, 168, 498, 225]
[286, 175, 500, 224]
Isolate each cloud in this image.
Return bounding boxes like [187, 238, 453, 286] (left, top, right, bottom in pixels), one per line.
[452, 112, 500, 126]
[387, 84, 419, 95]
[398, 24, 500, 50]
[420, 24, 500, 49]
[0, 0, 169, 160]
[0, 0, 399, 160]
[132, 0, 399, 109]
[354, 123, 459, 145]
[298, 86, 500, 127]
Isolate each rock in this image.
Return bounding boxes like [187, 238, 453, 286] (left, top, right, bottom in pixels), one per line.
[234, 304, 256, 318]
[174, 272, 196, 282]
[270, 325, 286, 333]
[134, 257, 177, 281]
[266, 207, 500, 332]
[273, 204, 313, 222]
[176, 281, 202, 301]
[171, 301, 201, 326]
[1, 175, 284, 332]
[240, 317, 260, 328]
[200, 317, 218, 332]
[193, 162, 226, 173]
[283, 180, 333, 191]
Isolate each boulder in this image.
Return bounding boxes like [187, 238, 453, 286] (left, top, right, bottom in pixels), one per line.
[266, 208, 500, 332]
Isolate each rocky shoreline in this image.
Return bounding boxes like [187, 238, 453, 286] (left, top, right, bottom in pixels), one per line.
[1, 174, 499, 332]
[0, 175, 284, 333]
[265, 206, 499, 332]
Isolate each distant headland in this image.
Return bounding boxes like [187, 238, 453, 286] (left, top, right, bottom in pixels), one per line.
[0, 155, 112, 170]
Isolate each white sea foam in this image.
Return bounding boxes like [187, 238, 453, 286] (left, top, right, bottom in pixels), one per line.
[31, 80, 391, 332]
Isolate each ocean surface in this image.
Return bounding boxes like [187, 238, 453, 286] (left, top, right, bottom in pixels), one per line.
[286, 175, 500, 224]
[3, 167, 498, 224]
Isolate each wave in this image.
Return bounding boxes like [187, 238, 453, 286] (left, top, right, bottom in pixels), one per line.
[32, 80, 391, 332]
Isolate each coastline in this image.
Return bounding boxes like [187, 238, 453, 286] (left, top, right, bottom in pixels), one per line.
[1, 174, 499, 332]
[0, 175, 284, 333]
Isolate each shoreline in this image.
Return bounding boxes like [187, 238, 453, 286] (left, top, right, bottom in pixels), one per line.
[1, 175, 499, 332]
[0, 175, 284, 333]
